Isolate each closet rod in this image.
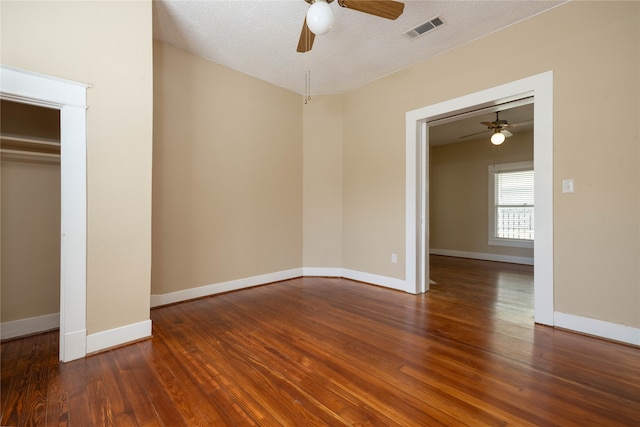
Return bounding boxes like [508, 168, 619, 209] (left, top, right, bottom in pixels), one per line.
[1, 148, 60, 164]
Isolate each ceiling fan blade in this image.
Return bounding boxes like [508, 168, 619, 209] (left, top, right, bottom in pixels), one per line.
[338, 0, 405, 20]
[296, 17, 315, 53]
[507, 120, 533, 128]
[480, 121, 498, 128]
[502, 129, 513, 138]
[460, 129, 491, 139]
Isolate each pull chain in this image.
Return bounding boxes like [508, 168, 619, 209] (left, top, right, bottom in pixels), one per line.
[304, 70, 311, 104]
[303, 25, 311, 104]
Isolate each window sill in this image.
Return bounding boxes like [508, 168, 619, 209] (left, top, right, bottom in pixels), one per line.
[489, 238, 534, 249]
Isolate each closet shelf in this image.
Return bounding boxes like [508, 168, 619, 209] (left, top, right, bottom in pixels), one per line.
[1, 134, 61, 164]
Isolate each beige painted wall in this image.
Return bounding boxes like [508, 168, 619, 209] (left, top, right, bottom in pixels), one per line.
[152, 41, 302, 294]
[1, 1, 153, 334]
[430, 131, 534, 259]
[342, 1, 639, 327]
[303, 96, 343, 268]
[1, 101, 61, 323]
[1, 160, 60, 322]
[342, 93, 406, 279]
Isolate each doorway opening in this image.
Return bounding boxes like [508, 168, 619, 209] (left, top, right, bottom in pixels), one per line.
[1, 100, 61, 348]
[405, 71, 554, 326]
[428, 99, 534, 262]
[1, 65, 88, 361]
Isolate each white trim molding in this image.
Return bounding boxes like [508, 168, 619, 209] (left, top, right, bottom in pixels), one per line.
[302, 267, 343, 277]
[430, 248, 534, 266]
[341, 269, 407, 292]
[554, 312, 640, 346]
[151, 268, 409, 308]
[0, 313, 60, 340]
[86, 320, 152, 355]
[64, 329, 88, 362]
[150, 269, 304, 308]
[0, 65, 88, 108]
[1, 65, 89, 362]
[406, 70, 554, 325]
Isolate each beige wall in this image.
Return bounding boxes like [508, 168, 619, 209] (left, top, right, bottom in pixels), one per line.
[152, 41, 302, 294]
[342, 1, 639, 327]
[1, 159, 60, 322]
[430, 131, 534, 259]
[1, 101, 61, 323]
[303, 96, 343, 268]
[1, 1, 153, 334]
[342, 93, 406, 279]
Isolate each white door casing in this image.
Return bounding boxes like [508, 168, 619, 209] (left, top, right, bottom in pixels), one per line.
[405, 71, 554, 326]
[1, 65, 89, 361]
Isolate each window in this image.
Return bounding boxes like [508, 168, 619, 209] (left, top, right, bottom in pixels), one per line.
[488, 161, 534, 248]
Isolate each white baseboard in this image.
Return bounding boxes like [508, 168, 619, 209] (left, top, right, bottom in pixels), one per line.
[1, 312, 59, 340]
[151, 267, 408, 308]
[86, 319, 152, 354]
[554, 312, 640, 346]
[430, 248, 534, 265]
[150, 268, 303, 308]
[302, 267, 408, 293]
[341, 269, 408, 292]
[62, 329, 87, 362]
[301, 267, 342, 277]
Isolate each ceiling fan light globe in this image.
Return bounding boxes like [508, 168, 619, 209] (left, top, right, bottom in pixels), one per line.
[491, 131, 506, 145]
[307, 0, 334, 35]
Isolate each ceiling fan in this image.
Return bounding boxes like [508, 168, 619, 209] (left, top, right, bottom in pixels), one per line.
[297, 0, 405, 53]
[460, 111, 532, 145]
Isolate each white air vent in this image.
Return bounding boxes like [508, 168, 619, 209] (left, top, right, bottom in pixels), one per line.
[404, 16, 444, 40]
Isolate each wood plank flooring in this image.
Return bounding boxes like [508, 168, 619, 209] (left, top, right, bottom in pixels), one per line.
[2, 255, 639, 426]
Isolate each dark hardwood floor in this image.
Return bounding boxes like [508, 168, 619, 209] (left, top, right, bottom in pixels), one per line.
[2, 255, 639, 426]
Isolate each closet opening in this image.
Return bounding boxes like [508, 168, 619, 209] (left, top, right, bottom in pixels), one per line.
[1, 100, 62, 343]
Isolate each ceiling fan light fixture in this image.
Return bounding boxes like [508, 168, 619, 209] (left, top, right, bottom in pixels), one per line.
[491, 130, 506, 145]
[306, 0, 335, 35]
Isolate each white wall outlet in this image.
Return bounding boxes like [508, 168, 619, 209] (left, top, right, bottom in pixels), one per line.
[562, 179, 575, 193]
[391, 253, 398, 264]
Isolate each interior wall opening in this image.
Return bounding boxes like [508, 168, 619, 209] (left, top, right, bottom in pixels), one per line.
[426, 99, 535, 316]
[1, 100, 61, 346]
[405, 71, 554, 326]
[427, 98, 534, 263]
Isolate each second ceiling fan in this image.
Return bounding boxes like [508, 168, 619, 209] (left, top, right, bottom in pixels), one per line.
[460, 111, 533, 145]
[297, 0, 405, 53]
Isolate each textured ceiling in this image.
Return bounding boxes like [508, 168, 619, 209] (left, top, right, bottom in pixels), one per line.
[153, 0, 567, 96]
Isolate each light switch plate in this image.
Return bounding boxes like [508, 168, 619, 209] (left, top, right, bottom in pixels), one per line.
[562, 179, 574, 193]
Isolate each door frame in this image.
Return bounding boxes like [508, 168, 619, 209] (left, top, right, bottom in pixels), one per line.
[1, 65, 89, 361]
[405, 71, 554, 326]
